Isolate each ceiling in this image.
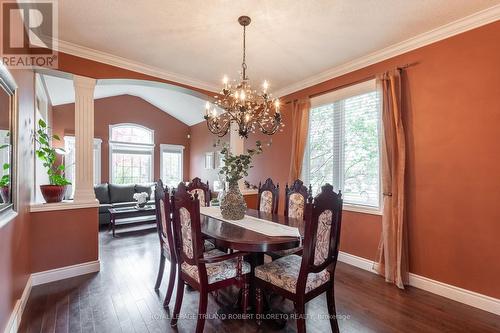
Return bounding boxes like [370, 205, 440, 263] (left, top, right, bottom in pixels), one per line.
[42, 75, 208, 125]
[57, 0, 500, 95]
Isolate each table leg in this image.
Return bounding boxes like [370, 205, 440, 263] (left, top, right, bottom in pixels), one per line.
[112, 216, 116, 237]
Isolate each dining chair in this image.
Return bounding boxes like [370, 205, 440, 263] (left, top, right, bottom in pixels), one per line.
[268, 179, 312, 259]
[170, 183, 251, 333]
[153, 180, 214, 308]
[257, 178, 279, 214]
[187, 177, 211, 207]
[255, 184, 343, 333]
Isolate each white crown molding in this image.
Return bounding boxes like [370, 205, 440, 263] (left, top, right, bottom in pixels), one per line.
[338, 251, 500, 316]
[4, 276, 32, 333]
[275, 4, 500, 98]
[55, 39, 220, 94]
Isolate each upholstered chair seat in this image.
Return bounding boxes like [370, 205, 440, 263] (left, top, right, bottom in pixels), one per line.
[181, 248, 251, 284]
[255, 254, 329, 294]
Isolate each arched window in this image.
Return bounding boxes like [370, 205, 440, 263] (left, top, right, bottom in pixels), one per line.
[110, 123, 154, 144]
[109, 124, 154, 184]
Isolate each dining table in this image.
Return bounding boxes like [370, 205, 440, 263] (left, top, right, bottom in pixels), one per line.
[199, 207, 306, 316]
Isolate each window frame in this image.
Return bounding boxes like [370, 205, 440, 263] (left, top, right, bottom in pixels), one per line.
[304, 79, 383, 215]
[109, 124, 155, 184]
[159, 144, 184, 188]
[64, 135, 102, 199]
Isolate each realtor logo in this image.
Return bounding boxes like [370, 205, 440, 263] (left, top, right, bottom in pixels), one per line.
[1, 0, 58, 68]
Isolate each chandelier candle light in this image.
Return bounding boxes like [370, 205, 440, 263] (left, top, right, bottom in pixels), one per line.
[204, 16, 284, 139]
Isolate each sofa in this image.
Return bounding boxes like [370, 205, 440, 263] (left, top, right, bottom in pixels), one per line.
[94, 183, 156, 225]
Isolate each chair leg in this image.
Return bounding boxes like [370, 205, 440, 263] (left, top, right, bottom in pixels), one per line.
[163, 261, 176, 308]
[326, 283, 340, 333]
[255, 287, 263, 326]
[196, 291, 208, 333]
[295, 300, 306, 333]
[242, 281, 249, 315]
[170, 269, 184, 327]
[154, 252, 166, 290]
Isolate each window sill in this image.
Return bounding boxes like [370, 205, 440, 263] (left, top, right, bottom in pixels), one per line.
[30, 200, 99, 213]
[343, 204, 382, 216]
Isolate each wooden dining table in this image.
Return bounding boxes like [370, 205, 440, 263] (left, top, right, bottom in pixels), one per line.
[199, 208, 305, 313]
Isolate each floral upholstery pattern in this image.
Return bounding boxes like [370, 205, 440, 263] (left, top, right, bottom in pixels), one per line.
[288, 193, 305, 219]
[259, 190, 273, 213]
[314, 210, 333, 266]
[181, 248, 251, 284]
[189, 189, 206, 207]
[179, 207, 194, 259]
[255, 254, 329, 294]
[203, 240, 215, 251]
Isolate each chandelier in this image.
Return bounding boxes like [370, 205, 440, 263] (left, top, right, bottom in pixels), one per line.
[204, 16, 283, 139]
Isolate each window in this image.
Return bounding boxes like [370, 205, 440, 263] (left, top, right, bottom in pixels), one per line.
[302, 80, 381, 211]
[160, 144, 184, 188]
[64, 136, 102, 199]
[109, 124, 154, 184]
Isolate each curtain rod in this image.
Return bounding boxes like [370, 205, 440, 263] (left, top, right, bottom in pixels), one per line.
[285, 62, 417, 103]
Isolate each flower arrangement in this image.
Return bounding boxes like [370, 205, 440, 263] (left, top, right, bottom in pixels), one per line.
[219, 140, 263, 184]
[133, 192, 149, 208]
[217, 140, 265, 220]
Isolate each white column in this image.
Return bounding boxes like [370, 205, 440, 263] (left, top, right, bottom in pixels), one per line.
[229, 123, 246, 190]
[73, 75, 97, 203]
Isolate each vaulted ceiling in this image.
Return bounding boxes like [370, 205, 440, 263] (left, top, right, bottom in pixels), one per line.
[57, 0, 500, 96]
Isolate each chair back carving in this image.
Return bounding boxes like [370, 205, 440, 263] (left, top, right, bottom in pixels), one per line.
[154, 180, 176, 262]
[284, 179, 312, 220]
[172, 183, 205, 269]
[186, 177, 211, 207]
[257, 178, 279, 214]
[297, 184, 343, 292]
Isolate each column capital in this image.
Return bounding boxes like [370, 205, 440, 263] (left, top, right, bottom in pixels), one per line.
[73, 75, 96, 89]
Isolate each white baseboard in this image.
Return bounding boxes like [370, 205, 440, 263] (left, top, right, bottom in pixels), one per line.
[338, 251, 500, 316]
[3, 276, 32, 333]
[31, 260, 100, 286]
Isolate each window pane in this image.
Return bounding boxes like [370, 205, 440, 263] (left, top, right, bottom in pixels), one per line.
[304, 86, 380, 208]
[111, 125, 153, 144]
[342, 92, 379, 207]
[306, 104, 335, 194]
[162, 151, 182, 188]
[112, 152, 152, 184]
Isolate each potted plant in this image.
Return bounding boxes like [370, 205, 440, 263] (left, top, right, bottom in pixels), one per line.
[0, 162, 9, 203]
[34, 119, 71, 203]
[218, 140, 263, 220]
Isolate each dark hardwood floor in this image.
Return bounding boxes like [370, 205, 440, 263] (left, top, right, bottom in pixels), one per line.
[19, 225, 500, 333]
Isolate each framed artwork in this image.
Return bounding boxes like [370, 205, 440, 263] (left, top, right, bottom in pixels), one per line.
[204, 152, 214, 169]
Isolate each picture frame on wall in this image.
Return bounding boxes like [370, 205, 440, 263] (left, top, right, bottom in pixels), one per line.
[204, 152, 214, 169]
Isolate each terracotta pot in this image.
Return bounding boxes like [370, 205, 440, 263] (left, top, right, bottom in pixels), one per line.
[40, 185, 67, 203]
[0, 186, 9, 203]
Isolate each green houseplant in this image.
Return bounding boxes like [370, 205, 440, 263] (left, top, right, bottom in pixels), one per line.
[218, 140, 263, 220]
[0, 162, 9, 204]
[0, 138, 10, 204]
[34, 119, 71, 203]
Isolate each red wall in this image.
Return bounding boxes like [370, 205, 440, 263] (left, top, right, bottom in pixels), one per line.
[190, 22, 500, 299]
[0, 70, 35, 332]
[188, 122, 227, 188]
[30, 208, 98, 272]
[52, 94, 191, 183]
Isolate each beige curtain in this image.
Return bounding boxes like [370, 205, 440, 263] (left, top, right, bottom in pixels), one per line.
[288, 98, 311, 182]
[374, 70, 409, 289]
